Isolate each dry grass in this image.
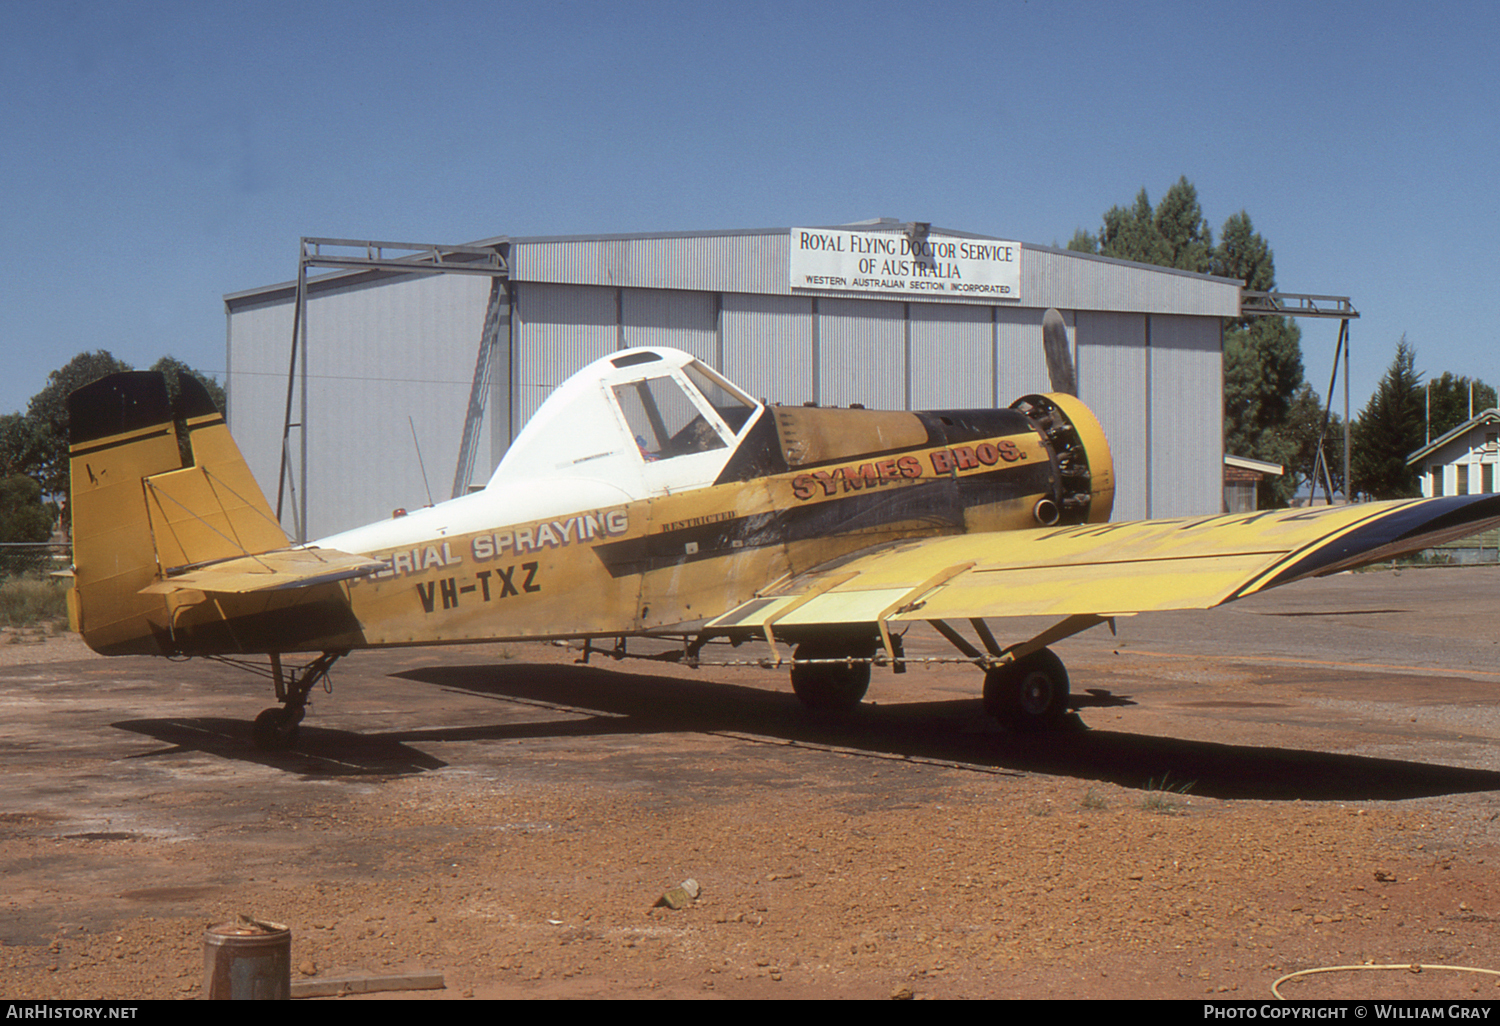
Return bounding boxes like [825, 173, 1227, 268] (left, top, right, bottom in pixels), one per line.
[0, 575, 70, 629]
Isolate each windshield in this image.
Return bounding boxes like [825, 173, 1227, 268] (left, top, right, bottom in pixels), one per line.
[683, 362, 756, 433]
[613, 375, 727, 462]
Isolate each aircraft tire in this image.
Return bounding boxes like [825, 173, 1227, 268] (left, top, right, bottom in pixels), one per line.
[984, 648, 1070, 732]
[790, 639, 872, 712]
[252, 706, 300, 751]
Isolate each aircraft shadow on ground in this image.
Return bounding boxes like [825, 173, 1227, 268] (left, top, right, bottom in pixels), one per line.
[112, 716, 448, 776]
[1254, 608, 1410, 617]
[389, 661, 1500, 803]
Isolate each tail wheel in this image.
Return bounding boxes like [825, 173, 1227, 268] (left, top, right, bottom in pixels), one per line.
[252, 706, 302, 751]
[250, 651, 340, 751]
[984, 648, 1070, 732]
[790, 637, 874, 712]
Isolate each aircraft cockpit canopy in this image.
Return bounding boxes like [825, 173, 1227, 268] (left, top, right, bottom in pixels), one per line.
[487, 348, 763, 500]
[612, 361, 756, 463]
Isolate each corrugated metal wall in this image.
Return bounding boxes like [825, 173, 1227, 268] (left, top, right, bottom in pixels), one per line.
[1147, 313, 1223, 518]
[513, 282, 616, 435]
[512, 230, 1241, 317]
[513, 231, 786, 296]
[223, 293, 293, 515]
[721, 293, 813, 405]
[1074, 310, 1222, 521]
[621, 289, 718, 364]
[227, 227, 1238, 539]
[995, 307, 1056, 402]
[228, 273, 492, 540]
[910, 304, 995, 409]
[818, 298, 905, 409]
[1077, 311, 1149, 522]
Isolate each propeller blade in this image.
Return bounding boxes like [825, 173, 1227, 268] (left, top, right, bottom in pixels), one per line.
[1042, 308, 1076, 396]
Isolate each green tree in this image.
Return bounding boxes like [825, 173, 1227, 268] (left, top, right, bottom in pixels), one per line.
[1350, 337, 1424, 500]
[1284, 384, 1345, 502]
[1212, 211, 1275, 293]
[149, 356, 227, 468]
[0, 412, 44, 478]
[1070, 180, 1310, 506]
[19, 350, 134, 500]
[1423, 371, 1497, 441]
[149, 355, 226, 414]
[1069, 177, 1215, 273]
[6, 352, 226, 540]
[1100, 188, 1170, 265]
[1150, 176, 1214, 273]
[1221, 318, 1308, 506]
[0, 473, 56, 575]
[1066, 227, 1098, 254]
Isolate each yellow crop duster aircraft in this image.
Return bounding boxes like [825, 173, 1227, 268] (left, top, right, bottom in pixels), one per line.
[66, 317, 1500, 750]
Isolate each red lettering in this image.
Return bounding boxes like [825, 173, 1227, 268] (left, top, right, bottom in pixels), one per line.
[792, 474, 817, 500]
[997, 439, 1022, 462]
[975, 443, 999, 466]
[897, 455, 922, 478]
[811, 471, 839, 496]
[876, 459, 899, 480]
[930, 449, 955, 474]
[952, 446, 980, 471]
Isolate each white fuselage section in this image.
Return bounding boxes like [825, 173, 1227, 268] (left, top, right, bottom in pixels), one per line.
[316, 348, 764, 558]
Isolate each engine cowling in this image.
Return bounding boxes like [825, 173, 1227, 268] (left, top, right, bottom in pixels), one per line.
[1011, 392, 1115, 526]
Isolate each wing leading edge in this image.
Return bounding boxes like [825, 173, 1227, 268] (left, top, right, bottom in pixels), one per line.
[707, 495, 1500, 630]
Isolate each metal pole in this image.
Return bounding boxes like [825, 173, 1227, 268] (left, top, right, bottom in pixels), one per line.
[299, 269, 309, 543]
[1350, 316, 1362, 501]
[276, 243, 307, 532]
[1313, 319, 1346, 506]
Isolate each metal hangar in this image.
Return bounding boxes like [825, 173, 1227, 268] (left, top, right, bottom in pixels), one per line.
[223, 220, 1242, 541]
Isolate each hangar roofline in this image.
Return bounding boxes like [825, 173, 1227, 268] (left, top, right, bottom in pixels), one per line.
[224, 219, 1244, 306]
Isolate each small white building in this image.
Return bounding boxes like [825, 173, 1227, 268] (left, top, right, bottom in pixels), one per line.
[1407, 409, 1500, 498]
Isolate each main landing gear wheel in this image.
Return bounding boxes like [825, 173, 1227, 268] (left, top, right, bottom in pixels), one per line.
[252, 706, 302, 751]
[984, 647, 1071, 732]
[790, 637, 874, 712]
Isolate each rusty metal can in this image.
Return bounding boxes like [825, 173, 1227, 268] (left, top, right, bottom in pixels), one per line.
[202, 921, 291, 999]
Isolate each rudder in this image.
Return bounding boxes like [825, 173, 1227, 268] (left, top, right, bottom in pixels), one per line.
[68, 372, 288, 655]
[69, 373, 185, 654]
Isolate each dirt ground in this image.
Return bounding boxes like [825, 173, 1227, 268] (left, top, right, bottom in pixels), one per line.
[3, 566, 1500, 1000]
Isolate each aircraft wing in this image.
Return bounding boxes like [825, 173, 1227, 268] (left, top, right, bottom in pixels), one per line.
[708, 495, 1500, 630]
[139, 548, 387, 595]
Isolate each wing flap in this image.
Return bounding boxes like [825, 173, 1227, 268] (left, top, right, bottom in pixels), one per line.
[139, 547, 385, 595]
[709, 496, 1500, 629]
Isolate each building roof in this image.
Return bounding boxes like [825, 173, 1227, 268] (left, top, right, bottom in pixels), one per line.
[1224, 454, 1285, 476]
[1406, 409, 1500, 465]
[224, 218, 1245, 318]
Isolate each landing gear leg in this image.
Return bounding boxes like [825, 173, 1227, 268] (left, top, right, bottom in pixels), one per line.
[251, 652, 342, 751]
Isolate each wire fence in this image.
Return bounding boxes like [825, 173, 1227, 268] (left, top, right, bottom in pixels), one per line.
[0, 541, 72, 577]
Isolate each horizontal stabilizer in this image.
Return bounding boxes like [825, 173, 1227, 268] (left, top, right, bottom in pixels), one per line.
[139, 547, 386, 595]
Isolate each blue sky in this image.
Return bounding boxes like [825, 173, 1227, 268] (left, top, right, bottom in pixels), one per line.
[3, 0, 1497, 423]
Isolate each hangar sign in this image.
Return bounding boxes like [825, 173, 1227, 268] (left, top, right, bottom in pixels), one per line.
[789, 227, 1021, 299]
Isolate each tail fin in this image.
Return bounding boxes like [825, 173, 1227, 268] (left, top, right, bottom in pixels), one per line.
[68, 372, 288, 654]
